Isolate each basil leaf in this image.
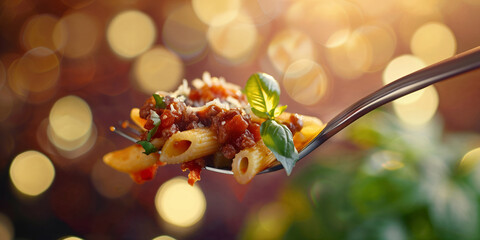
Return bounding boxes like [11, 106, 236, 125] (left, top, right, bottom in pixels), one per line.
[245, 73, 280, 118]
[260, 119, 299, 175]
[153, 94, 166, 109]
[251, 107, 270, 119]
[146, 123, 160, 141]
[136, 140, 158, 155]
[273, 105, 287, 118]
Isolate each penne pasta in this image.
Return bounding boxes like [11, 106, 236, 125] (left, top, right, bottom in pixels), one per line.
[103, 144, 159, 173]
[104, 72, 324, 185]
[293, 115, 324, 150]
[231, 141, 276, 184]
[130, 108, 147, 130]
[160, 128, 219, 164]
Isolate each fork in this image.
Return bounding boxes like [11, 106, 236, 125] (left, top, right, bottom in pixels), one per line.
[111, 46, 480, 175]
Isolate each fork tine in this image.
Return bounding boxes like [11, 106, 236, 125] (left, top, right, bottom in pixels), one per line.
[117, 120, 143, 135]
[109, 123, 141, 143]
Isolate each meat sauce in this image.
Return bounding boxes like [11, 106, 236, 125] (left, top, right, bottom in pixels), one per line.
[138, 82, 303, 185]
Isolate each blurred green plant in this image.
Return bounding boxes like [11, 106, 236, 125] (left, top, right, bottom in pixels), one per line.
[240, 110, 480, 240]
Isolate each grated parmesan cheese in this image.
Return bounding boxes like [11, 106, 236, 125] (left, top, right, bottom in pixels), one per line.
[173, 79, 190, 96]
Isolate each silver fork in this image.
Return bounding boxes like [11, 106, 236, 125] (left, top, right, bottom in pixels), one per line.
[110, 46, 480, 175]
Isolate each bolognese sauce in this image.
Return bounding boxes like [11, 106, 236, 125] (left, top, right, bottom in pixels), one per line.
[136, 77, 303, 185]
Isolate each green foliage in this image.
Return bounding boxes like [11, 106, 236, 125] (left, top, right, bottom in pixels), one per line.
[241, 110, 480, 240]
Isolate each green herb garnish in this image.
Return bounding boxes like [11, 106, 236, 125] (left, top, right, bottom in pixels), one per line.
[245, 73, 299, 175]
[136, 140, 158, 155]
[137, 110, 161, 155]
[153, 93, 166, 109]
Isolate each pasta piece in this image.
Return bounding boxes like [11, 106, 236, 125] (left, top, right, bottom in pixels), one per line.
[105, 72, 325, 185]
[103, 144, 160, 173]
[160, 128, 219, 164]
[231, 141, 276, 184]
[293, 115, 324, 150]
[130, 108, 147, 130]
[251, 111, 325, 150]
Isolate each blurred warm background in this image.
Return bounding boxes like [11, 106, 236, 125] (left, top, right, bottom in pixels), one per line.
[1, 0, 480, 239]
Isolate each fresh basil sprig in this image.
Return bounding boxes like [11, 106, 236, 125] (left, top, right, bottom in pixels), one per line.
[245, 73, 298, 175]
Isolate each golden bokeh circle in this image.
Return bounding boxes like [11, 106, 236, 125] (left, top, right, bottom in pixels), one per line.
[460, 148, 480, 174]
[53, 12, 100, 58]
[133, 47, 184, 93]
[48, 95, 93, 151]
[354, 23, 397, 72]
[107, 10, 157, 58]
[267, 29, 317, 74]
[285, 0, 350, 46]
[207, 13, 258, 63]
[192, 0, 241, 26]
[283, 59, 328, 105]
[22, 14, 60, 51]
[14, 47, 60, 94]
[162, 3, 208, 60]
[10, 150, 55, 196]
[393, 86, 439, 126]
[155, 177, 206, 227]
[410, 22, 456, 65]
[383, 54, 426, 104]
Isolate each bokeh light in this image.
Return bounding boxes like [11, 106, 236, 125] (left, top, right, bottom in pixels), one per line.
[9, 150, 55, 196]
[399, 0, 445, 15]
[355, 0, 396, 18]
[162, 3, 208, 60]
[383, 55, 427, 104]
[133, 46, 184, 93]
[207, 13, 258, 63]
[91, 159, 133, 199]
[397, 11, 444, 48]
[393, 86, 439, 126]
[107, 10, 156, 58]
[192, 0, 241, 26]
[21, 14, 60, 51]
[155, 177, 206, 227]
[460, 148, 480, 173]
[267, 29, 317, 74]
[0, 213, 14, 240]
[59, 236, 84, 240]
[152, 235, 176, 240]
[2, 0, 480, 238]
[53, 12, 100, 58]
[285, 0, 350, 46]
[256, 202, 288, 238]
[48, 95, 93, 152]
[365, 150, 405, 175]
[283, 59, 329, 105]
[326, 23, 396, 79]
[11, 47, 60, 97]
[410, 22, 456, 65]
[354, 23, 397, 72]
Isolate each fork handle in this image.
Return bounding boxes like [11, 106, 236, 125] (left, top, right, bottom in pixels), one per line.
[299, 46, 480, 160]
